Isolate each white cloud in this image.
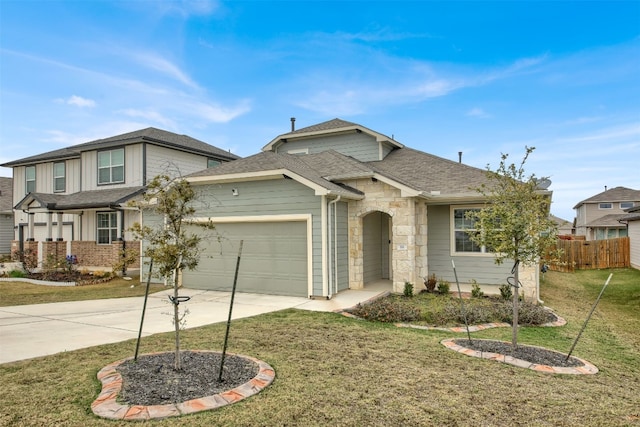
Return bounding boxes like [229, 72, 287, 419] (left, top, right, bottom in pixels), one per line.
[63, 95, 96, 108]
[189, 99, 252, 123]
[466, 108, 491, 118]
[118, 109, 176, 128]
[130, 52, 198, 89]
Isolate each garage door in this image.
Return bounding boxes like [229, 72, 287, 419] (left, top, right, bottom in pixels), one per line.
[183, 221, 308, 297]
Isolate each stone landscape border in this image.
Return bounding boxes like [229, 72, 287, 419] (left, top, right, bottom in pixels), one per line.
[441, 338, 599, 374]
[91, 351, 275, 421]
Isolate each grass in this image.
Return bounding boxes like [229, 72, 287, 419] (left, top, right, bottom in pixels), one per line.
[0, 269, 639, 426]
[0, 277, 166, 306]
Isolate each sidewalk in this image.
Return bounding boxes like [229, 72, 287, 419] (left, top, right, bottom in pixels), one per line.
[0, 283, 389, 364]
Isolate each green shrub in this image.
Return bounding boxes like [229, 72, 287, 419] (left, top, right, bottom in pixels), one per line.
[499, 284, 513, 300]
[437, 279, 450, 295]
[403, 282, 414, 297]
[470, 280, 484, 298]
[351, 298, 421, 323]
[8, 269, 26, 278]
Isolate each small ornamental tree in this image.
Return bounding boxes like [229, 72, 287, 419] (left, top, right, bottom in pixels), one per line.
[467, 147, 558, 349]
[130, 174, 214, 370]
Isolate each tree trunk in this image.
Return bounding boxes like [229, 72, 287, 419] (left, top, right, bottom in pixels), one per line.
[511, 263, 519, 350]
[173, 266, 181, 371]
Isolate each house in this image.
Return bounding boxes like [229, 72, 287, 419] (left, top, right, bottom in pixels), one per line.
[0, 177, 13, 255]
[573, 186, 640, 240]
[0, 128, 238, 271]
[620, 206, 640, 270]
[551, 214, 573, 236]
[178, 118, 543, 300]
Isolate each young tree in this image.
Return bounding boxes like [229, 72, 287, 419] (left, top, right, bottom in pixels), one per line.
[468, 147, 558, 349]
[130, 174, 213, 370]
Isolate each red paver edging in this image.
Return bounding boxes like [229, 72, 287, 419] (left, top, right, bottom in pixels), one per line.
[91, 351, 275, 421]
[440, 338, 598, 375]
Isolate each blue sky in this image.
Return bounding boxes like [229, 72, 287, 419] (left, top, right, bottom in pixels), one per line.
[1, 1, 638, 220]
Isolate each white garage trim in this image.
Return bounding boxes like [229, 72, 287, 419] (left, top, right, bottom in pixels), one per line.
[186, 214, 313, 297]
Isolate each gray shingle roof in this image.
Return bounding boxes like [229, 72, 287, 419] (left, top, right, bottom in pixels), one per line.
[0, 177, 13, 213]
[585, 213, 628, 228]
[289, 118, 360, 134]
[14, 186, 146, 211]
[573, 186, 640, 209]
[1, 128, 239, 167]
[367, 147, 492, 195]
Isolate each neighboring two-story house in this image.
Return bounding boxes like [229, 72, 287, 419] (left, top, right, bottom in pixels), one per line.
[0, 177, 13, 255]
[173, 118, 544, 300]
[573, 186, 640, 240]
[1, 128, 238, 270]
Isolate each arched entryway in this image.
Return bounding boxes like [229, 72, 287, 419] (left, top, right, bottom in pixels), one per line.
[362, 211, 392, 285]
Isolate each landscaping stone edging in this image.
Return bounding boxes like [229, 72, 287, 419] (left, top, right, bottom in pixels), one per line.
[440, 338, 599, 375]
[91, 351, 275, 421]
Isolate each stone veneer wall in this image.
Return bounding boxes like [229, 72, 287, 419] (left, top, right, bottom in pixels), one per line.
[346, 179, 427, 294]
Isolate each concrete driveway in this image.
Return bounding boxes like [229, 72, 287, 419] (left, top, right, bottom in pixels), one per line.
[0, 283, 389, 364]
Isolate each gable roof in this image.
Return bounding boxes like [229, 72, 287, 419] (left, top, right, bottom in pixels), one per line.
[188, 139, 496, 201]
[1, 128, 239, 168]
[0, 177, 13, 213]
[187, 150, 366, 199]
[14, 186, 146, 212]
[573, 186, 640, 209]
[262, 118, 403, 152]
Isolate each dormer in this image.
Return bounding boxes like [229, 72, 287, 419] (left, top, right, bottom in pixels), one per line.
[262, 118, 403, 162]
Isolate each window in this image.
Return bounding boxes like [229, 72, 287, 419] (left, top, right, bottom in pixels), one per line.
[25, 166, 36, 194]
[97, 212, 118, 244]
[453, 208, 487, 253]
[207, 158, 221, 168]
[98, 148, 124, 184]
[620, 202, 634, 209]
[53, 162, 65, 192]
[598, 203, 612, 209]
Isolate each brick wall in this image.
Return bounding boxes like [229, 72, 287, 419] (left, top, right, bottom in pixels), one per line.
[70, 241, 140, 269]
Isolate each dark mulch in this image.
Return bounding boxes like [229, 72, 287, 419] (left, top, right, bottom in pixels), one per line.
[116, 351, 259, 406]
[454, 339, 584, 367]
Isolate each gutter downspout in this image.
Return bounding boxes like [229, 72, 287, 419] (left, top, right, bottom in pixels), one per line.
[328, 196, 341, 297]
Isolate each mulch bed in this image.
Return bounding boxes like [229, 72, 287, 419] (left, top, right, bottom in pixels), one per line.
[116, 351, 259, 406]
[453, 339, 583, 367]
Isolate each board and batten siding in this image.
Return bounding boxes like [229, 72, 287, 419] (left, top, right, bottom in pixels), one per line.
[629, 220, 640, 270]
[0, 214, 13, 253]
[145, 145, 211, 181]
[276, 133, 382, 162]
[81, 144, 144, 190]
[191, 178, 324, 295]
[426, 205, 511, 285]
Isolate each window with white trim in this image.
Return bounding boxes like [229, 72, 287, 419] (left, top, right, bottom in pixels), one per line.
[620, 202, 634, 209]
[97, 212, 118, 244]
[598, 203, 612, 209]
[25, 166, 36, 194]
[453, 207, 487, 253]
[207, 158, 221, 168]
[53, 162, 65, 192]
[98, 148, 125, 185]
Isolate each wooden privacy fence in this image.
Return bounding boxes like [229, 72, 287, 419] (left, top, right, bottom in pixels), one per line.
[546, 237, 630, 272]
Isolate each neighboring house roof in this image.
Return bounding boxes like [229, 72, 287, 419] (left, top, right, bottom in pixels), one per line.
[0, 128, 239, 168]
[14, 187, 146, 212]
[621, 205, 640, 222]
[550, 214, 572, 229]
[262, 118, 404, 152]
[0, 177, 13, 214]
[573, 186, 640, 209]
[585, 214, 628, 228]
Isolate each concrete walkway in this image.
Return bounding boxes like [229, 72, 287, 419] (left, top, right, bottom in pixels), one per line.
[0, 282, 390, 364]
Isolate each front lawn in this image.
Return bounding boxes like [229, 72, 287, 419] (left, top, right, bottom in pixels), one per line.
[0, 277, 166, 307]
[0, 269, 638, 426]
